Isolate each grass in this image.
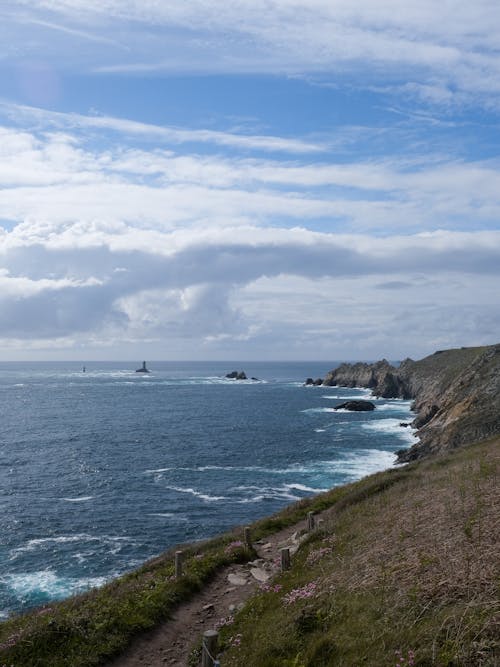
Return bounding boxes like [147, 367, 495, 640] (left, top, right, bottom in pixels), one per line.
[0, 477, 363, 666]
[216, 437, 500, 666]
[1, 438, 498, 666]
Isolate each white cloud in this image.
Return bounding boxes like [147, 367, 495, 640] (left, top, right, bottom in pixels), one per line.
[0, 210, 499, 355]
[0, 101, 498, 358]
[5, 1, 500, 106]
[1, 103, 324, 154]
[1, 116, 500, 236]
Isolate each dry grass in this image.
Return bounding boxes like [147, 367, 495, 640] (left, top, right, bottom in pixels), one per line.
[219, 437, 500, 666]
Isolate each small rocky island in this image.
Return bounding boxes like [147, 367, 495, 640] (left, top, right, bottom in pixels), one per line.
[334, 400, 375, 411]
[226, 370, 247, 380]
[135, 361, 150, 373]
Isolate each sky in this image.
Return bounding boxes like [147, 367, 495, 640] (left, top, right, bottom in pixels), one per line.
[0, 1, 499, 361]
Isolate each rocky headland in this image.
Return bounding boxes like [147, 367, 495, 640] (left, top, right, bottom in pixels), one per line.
[321, 343, 500, 462]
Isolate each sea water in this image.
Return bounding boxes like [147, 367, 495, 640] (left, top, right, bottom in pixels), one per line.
[0, 361, 417, 617]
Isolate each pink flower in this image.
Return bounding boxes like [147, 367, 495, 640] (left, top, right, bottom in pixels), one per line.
[282, 581, 318, 605]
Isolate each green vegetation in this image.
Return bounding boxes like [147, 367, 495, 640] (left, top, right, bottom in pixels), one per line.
[1, 437, 498, 666]
[0, 478, 357, 666]
[216, 437, 499, 666]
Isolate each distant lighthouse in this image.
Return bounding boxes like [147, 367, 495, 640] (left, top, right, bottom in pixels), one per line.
[135, 361, 150, 373]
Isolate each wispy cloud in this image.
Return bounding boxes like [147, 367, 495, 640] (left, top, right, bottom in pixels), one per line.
[6, 1, 500, 106]
[0, 102, 324, 154]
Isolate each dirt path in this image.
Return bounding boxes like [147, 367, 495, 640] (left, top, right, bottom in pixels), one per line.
[106, 518, 316, 667]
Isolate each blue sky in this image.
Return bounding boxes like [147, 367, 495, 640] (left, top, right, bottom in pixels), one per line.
[0, 1, 499, 361]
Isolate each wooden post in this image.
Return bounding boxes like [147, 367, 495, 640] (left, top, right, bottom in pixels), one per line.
[244, 526, 252, 548]
[280, 547, 291, 572]
[201, 629, 219, 667]
[175, 550, 183, 578]
[307, 511, 315, 532]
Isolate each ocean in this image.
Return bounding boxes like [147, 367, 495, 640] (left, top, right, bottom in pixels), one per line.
[0, 361, 417, 618]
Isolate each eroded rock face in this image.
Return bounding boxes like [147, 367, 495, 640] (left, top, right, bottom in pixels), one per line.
[323, 360, 411, 399]
[320, 344, 500, 462]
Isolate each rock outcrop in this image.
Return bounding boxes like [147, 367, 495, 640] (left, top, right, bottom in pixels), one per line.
[226, 371, 247, 380]
[334, 400, 375, 412]
[305, 378, 324, 386]
[322, 344, 500, 462]
[323, 360, 411, 398]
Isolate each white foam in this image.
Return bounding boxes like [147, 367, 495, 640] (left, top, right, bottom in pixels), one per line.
[362, 418, 418, 444]
[231, 484, 301, 503]
[147, 513, 189, 521]
[10, 534, 134, 558]
[333, 449, 397, 478]
[314, 428, 326, 432]
[284, 483, 328, 493]
[61, 496, 95, 502]
[164, 486, 227, 502]
[374, 401, 413, 412]
[322, 393, 373, 400]
[0, 570, 107, 599]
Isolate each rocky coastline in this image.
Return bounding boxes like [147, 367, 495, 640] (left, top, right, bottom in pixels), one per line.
[319, 343, 500, 462]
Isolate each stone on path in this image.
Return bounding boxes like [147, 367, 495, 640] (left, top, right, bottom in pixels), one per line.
[227, 573, 248, 586]
[250, 567, 271, 582]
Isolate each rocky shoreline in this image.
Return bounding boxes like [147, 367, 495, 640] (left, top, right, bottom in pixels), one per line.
[318, 343, 500, 462]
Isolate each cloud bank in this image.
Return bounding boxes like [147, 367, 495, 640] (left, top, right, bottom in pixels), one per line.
[0, 109, 499, 359]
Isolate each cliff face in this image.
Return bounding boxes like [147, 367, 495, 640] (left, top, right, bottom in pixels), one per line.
[323, 344, 500, 461]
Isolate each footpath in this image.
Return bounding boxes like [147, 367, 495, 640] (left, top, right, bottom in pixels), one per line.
[106, 517, 317, 667]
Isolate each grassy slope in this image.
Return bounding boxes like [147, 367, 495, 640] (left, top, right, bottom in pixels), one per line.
[1, 438, 498, 666]
[218, 437, 499, 667]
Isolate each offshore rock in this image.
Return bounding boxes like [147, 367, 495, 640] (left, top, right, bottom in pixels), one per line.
[226, 371, 247, 380]
[334, 400, 375, 411]
[305, 378, 323, 386]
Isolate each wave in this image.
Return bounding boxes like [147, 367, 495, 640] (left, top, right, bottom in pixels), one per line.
[302, 406, 346, 414]
[229, 481, 327, 505]
[61, 496, 95, 502]
[10, 534, 134, 558]
[332, 449, 397, 478]
[362, 418, 418, 445]
[374, 401, 413, 412]
[147, 513, 189, 521]
[231, 485, 302, 504]
[284, 482, 328, 493]
[163, 485, 227, 502]
[321, 393, 373, 400]
[0, 570, 107, 601]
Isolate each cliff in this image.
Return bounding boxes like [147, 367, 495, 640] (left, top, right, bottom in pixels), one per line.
[323, 343, 500, 462]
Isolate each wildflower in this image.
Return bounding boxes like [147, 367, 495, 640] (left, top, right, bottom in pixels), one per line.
[395, 649, 416, 667]
[224, 540, 244, 555]
[215, 615, 234, 630]
[0, 632, 21, 651]
[259, 583, 282, 593]
[306, 547, 332, 565]
[282, 581, 318, 605]
[229, 633, 242, 647]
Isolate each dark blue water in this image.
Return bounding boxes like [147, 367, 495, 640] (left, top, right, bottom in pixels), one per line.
[0, 361, 416, 617]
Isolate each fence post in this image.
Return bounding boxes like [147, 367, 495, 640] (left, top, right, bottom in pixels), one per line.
[280, 547, 291, 572]
[201, 629, 219, 667]
[244, 526, 252, 548]
[307, 511, 315, 532]
[175, 550, 184, 579]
